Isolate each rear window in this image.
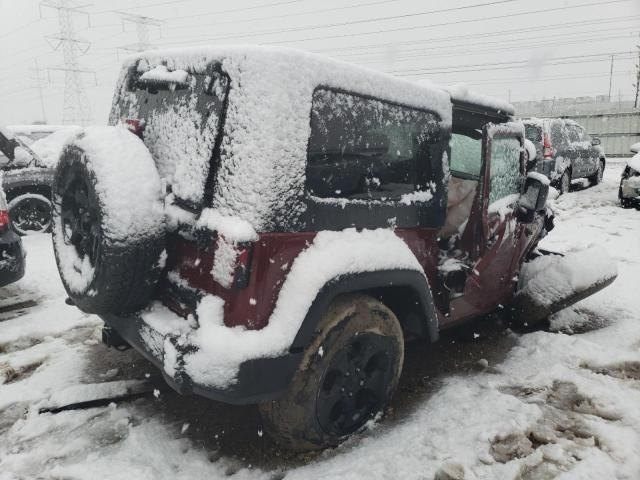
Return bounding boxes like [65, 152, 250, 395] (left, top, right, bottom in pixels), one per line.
[524, 124, 542, 143]
[121, 64, 229, 207]
[306, 88, 440, 201]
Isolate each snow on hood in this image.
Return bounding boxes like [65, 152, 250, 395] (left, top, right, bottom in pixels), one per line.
[111, 46, 453, 232]
[445, 83, 514, 116]
[30, 127, 82, 168]
[627, 153, 640, 173]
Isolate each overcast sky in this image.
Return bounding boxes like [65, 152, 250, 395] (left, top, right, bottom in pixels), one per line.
[0, 0, 638, 125]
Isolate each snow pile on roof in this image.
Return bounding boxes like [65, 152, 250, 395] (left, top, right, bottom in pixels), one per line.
[139, 65, 190, 85]
[172, 228, 424, 387]
[446, 83, 515, 116]
[30, 127, 81, 168]
[517, 247, 617, 309]
[111, 46, 452, 231]
[627, 152, 640, 172]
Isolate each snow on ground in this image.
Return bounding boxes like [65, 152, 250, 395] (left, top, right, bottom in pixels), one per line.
[0, 161, 639, 479]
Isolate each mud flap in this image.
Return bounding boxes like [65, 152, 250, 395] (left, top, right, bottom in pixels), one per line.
[512, 248, 618, 326]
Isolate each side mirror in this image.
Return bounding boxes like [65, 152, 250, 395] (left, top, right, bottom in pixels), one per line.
[517, 174, 549, 222]
[591, 137, 601, 146]
[631, 143, 640, 154]
[0, 132, 16, 162]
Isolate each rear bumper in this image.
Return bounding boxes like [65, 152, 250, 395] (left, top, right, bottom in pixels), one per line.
[100, 312, 303, 405]
[0, 228, 25, 287]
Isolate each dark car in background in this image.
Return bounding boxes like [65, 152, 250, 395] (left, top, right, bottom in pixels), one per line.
[620, 143, 640, 209]
[0, 125, 55, 235]
[523, 118, 606, 194]
[0, 138, 26, 287]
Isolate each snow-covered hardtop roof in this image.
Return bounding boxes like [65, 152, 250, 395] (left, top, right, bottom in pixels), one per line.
[111, 46, 458, 230]
[122, 46, 453, 121]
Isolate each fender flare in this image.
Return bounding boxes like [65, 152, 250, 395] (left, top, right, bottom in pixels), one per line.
[289, 269, 439, 351]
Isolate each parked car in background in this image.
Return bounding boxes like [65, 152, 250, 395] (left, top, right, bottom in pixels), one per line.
[0, 124, 76, 235]
[523, 118, 606, 194]
[620, 143, 640, 209]
[0, 177, 26, 287]
[50, 47, 616, 451]
[4, 124, 69, 146]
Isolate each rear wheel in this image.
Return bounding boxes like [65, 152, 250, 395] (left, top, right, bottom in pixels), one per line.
[8, 193, 52, 235]
[259, 294, 404, 451]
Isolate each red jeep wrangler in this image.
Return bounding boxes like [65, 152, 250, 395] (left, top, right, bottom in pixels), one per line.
[51, 47, 612, 451]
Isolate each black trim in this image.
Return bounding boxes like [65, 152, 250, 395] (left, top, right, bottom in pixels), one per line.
[290, 269, 439, 350]
[101, 269, 438, 405]
[101, 311, 304, 405]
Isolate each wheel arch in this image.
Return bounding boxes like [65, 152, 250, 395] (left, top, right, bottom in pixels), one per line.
[290, 269, 439, 352]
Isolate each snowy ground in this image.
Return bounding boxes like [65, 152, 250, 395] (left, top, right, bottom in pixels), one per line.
[0, 161, 639, 480]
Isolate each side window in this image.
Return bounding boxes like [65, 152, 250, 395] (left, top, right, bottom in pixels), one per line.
[307, 88, 440, 201]
[550, 120, 567, 146]
[489, 137, 522, 205]
[524, 125, 542, 143]
[450, 133, 481, 179]
[566, 124, 581, 143]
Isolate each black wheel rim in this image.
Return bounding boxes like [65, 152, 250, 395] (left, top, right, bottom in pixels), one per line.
[60, 172, 100, 267]
[11, 198, 51, 233]
[316, 333, 395, 437]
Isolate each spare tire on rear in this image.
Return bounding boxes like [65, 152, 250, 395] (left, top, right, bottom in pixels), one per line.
[52, 126, 166, 315]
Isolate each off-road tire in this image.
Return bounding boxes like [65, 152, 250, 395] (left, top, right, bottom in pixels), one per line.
[259, 294, 404, 451]
[52, 129, 165, 315]
[589, 160, 604, 186]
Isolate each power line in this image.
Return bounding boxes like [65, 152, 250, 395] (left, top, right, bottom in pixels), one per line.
[168, 0, 306, 22]
[158, 0, 524, 46]
[41, 0, 94, 125]
[166, 0, 397, 31]
[255, 0, 634, 46]
[353, 32, 639, 69]
[330, 18, 640, 61]
[394, 54, 637, 77]
[312, 13, 640, 56]
[117, 12, 162, 52]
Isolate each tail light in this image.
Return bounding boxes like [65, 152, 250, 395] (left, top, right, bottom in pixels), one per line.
[123, 118, 145, 138]
[0, 192, 9, 231]
[0, 210, 9, 231]
[543, 132, 554, 159]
